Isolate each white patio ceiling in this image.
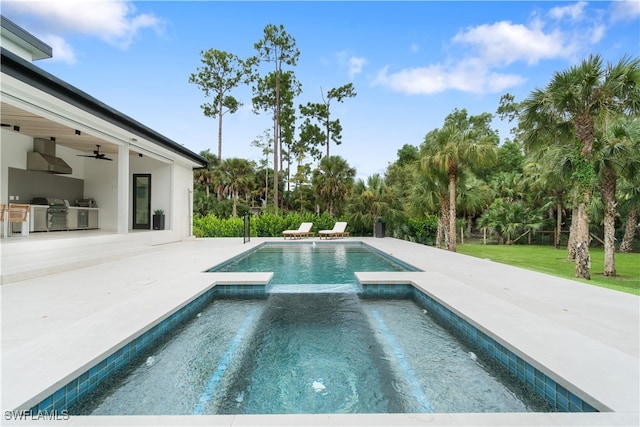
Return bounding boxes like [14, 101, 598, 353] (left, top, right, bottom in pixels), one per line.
[1, 101, 135, 156]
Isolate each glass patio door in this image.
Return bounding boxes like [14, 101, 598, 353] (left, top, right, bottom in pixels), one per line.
[133, 174, 151, 229]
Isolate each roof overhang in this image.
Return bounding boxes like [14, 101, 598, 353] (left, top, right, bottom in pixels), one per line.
[0, 16, 52, 61]
[1, 47, 208, 169]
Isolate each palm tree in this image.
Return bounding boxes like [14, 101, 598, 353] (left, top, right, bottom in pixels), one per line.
[521, 54, 640, 279]
[524, 145, 574, 249]
[219, 158, 255, 217]
[619, 175, 640, 253]
[420, 110, 498, 251]
[409, 162, 451, 249]
[593, 116, 640, 276]
[312, 155, 355, 216]
[348, 174, 400, 236]
[454, 171, 493, 242]
[193, 150, 219, 200]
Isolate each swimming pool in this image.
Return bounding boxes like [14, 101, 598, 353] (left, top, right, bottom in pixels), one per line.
[66, 242, 554, 415]
[31, 241, 599, 416]
[208, 241, 419, 287]
[72, 293, 551, 415]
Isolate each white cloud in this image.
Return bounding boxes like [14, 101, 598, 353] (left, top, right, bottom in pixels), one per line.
[348, 56, 367, 79]
[610, 0, 640, 22]
[336, 50, 367, 80]
[452, 20, 572, 66]
[373, 60, 526, 95]
[41, 34, 77, 64]
[373, 2, 611, 97]
[548, 1, 587, 21]
[2, 0, 163, 57]
[485, 72, 528, 93]
[590, 24, 607, 44]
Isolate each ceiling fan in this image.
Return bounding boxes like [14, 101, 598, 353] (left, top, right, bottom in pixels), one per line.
[77, 144, 113, 161]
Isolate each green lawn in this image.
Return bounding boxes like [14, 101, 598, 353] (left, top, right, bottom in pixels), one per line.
[456, 243, 640, 296]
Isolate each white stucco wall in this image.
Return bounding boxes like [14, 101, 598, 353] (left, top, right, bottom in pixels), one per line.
[172, 162, 195, 238]
[0, 129, 31, 203]
[83, 156, 119, 230]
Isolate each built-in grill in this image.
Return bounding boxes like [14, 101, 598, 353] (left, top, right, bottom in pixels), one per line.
[31, 197, 68, 231]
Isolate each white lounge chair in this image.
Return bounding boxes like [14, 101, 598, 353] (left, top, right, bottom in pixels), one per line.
[318, 221, 349, 239]
[282, 222, 315, 239]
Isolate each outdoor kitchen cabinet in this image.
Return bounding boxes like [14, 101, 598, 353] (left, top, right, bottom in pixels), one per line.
[87, 209, 99, 229]
[67, 208, 78, 229]
[67, 207, 100, 230]
[30, 206, 48, 232]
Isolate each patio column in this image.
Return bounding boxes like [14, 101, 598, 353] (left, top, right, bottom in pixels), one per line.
[117, 143, 129, 234]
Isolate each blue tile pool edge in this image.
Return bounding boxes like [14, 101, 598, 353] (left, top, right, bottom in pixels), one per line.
[360, 282, 600, 413]
[28, 278, 599, 415]
[26, 282, 269, 414]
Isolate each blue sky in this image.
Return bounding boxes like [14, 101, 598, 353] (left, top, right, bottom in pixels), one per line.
[3, 1, 639, 179]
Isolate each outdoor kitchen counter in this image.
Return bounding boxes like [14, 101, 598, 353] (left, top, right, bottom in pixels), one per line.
[29, 206, 99, 232]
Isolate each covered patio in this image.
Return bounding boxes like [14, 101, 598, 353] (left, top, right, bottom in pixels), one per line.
[1, 16, 206, 245]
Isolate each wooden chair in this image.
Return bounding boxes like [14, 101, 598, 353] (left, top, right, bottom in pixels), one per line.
[7, 203, 30, 237]
[0, 203, 7, 238]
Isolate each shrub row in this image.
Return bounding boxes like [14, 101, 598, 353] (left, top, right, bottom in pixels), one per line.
[193, 212, 347, 238]
[193, 212, 440, 244]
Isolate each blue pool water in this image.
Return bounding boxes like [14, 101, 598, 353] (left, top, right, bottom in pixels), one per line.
[208, 242, 418, 285]
[74, 294, 551, 415]
[69, 242, 554, 415]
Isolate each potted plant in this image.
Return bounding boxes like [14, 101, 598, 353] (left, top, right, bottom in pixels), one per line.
[152, 209, 165, 230]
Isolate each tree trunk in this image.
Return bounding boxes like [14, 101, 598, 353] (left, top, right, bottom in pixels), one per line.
[599, 167, 617, 277]
[574, 195, 591, 280]
[232, 191, 238, 218]
[573, 112, 594, 279]
[555, 190, 563, 249]
[619, 208, 638, 253]
[435, 219, 442, 248]
[436, 198, 449, 249]
[567, 207, 578, 260]
[448, 172, 457, 252]
[272, 114, 279, 214]
[218, 93, 224, 161]
[279, 122, 284, 213]
[326, 110, 331, 158]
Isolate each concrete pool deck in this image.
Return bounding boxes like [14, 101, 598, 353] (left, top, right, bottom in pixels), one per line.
[1, 235, 638, 426]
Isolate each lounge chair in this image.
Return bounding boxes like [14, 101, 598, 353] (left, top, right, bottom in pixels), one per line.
[318, 221, 349, 239]
[282, 222, 315, 240]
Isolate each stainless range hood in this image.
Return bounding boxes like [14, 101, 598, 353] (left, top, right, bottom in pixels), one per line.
[27, 138, 73, 174]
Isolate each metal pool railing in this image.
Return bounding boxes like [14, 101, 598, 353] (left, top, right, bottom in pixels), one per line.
[243, 214, 251, 244]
